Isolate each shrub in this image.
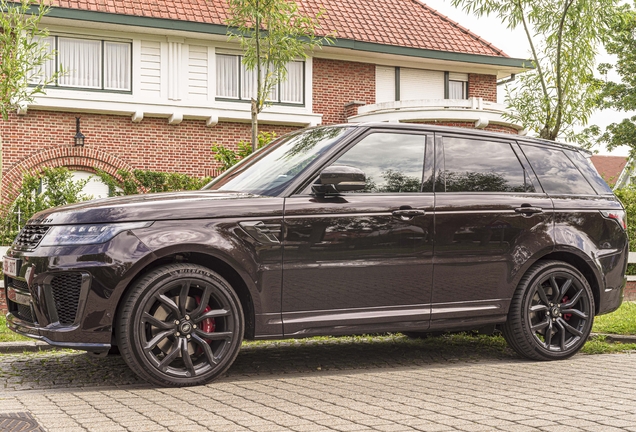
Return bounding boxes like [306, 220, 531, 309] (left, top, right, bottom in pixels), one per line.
[1, 168, 91, 244]
[96, 169, 211, 196]
[211, 131, 277, 173]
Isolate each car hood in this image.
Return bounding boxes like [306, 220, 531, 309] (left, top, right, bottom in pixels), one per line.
[26, 190, 283, 225]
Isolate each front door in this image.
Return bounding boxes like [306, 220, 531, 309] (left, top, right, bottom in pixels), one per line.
[282, 130, 434, 336]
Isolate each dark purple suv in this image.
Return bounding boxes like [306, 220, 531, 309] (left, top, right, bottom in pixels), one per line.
[3, 124, 628, 386]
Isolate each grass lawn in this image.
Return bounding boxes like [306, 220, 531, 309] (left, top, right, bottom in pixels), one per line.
[0, 314, 32, 342]
[1, 301, 636, 355]
[592, 301, 636, 335]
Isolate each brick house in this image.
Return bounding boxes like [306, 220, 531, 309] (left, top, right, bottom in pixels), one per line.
[0, 0, 528, 204]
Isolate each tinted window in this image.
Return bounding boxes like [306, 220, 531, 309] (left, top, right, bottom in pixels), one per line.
[521, 145, 596, 195]
[438, 137, 531, 193]
[333, 133, 426, 193]
[568, 151, 613, 194]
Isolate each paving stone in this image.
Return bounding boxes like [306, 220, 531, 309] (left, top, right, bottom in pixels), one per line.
[0, 339, 633, 432]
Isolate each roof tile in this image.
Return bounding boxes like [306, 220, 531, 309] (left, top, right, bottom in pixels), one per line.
[50, 0, 507, 57]
[590, 155, 628, 187]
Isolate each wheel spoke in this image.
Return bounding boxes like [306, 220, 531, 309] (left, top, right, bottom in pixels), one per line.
[554, 320, 566, 351]
[544, 321, 553, 347]
[194, 309, 230, 323]
[157, 339, 182, 371]
[180, 338, 196, 377]
[142, 312, 176, 330]
[143, 329, 173, 352]
[530, 304, 549, 313]
[558, 318, 583, 337]
[531, 319, 550, 332]
[179, 281, 191, 316]
[190, 286, 212, 319]
[157, 294, 181, 318]
[561, 308, 588, 319]
[536, 284, 551, 306]
[191, 334, 219, 365]
[562, 290, 583, 308]
[549, 276, 560, 302]
[556, 279, 572, 303]
[195, 329, 233, 340]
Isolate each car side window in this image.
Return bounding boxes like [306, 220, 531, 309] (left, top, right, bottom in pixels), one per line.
[437, 137, 532, 193]
[521, 145, 596, 195]
[331, 132, 426, 193]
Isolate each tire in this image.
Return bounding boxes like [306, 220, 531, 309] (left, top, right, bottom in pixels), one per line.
[116, 264, 244, 387]
[502, 260, 594, 361]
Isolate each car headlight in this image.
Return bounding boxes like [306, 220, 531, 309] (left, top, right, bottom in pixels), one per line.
[39, 222, 153, 246]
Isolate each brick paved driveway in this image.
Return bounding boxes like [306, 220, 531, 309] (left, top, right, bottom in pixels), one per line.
[0, 335, 635, 432]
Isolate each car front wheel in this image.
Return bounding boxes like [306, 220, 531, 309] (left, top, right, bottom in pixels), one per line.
[117, 263, 244, 386]
[502, 260, 594, 361]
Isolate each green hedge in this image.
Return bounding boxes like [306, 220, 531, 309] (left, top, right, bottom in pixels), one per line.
[614, 187, 636, 274]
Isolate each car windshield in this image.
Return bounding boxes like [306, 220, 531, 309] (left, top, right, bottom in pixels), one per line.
[203, 126, 352, 196]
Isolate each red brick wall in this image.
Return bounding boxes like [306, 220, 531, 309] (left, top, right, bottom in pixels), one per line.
[313, 58, 375, 124]
[0, 111, 298, 203]
[625, 281, 636, 301]
[468, 74, 497, 102]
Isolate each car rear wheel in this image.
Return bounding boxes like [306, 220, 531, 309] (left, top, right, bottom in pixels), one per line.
[502, 260, 594, 361]
[117, 264, 244, 387]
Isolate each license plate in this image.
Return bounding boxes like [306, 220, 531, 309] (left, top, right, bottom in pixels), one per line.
[3, 257, 19, 278]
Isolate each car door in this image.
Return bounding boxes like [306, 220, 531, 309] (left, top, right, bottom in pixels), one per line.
[282, 129, 435, 336]
[432, 133, 554, 329]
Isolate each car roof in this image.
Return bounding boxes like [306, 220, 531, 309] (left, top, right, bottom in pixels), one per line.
[341, 122, 588, 154]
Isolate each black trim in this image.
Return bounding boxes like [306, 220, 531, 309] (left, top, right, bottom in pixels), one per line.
[395, 67, 400, 101]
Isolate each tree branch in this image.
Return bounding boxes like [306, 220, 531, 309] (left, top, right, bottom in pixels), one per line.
[553, 0, 575, 139]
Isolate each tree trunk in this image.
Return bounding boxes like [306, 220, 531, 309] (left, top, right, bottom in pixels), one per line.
[251, 98, 258, 152]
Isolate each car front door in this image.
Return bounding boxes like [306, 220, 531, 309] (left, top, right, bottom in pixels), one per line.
[432, 133, 554, 330]
[282, 130, 434, 336]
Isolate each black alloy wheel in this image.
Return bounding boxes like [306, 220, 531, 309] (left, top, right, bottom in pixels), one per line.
[117, 264, 244, 386]
[503, 260, 594, 360]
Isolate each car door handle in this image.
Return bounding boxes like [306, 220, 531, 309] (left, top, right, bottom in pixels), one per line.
[514, 206, 543, 215]
[392, 209, 426, 220]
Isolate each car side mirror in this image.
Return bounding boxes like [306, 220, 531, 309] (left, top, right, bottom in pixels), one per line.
[312, 165, 366, 195]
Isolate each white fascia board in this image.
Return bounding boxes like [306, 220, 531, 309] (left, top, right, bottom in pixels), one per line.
[29, 95, 322, 126]
[313, 46, 525, 79]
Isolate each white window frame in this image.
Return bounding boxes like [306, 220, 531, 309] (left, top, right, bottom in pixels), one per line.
[34, 35, 133, 93]
[215, 53, 305, 106]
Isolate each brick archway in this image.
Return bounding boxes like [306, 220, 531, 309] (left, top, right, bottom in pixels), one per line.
[2, 147, 133, 205]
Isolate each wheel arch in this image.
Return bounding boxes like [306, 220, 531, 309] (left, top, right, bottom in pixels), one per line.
[535, 251, 602, 315]
[117, 250, 256, 340]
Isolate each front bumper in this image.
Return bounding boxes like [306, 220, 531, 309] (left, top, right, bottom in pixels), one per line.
[4, 230, 154, 351]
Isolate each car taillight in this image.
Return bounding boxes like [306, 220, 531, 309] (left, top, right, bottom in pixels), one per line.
[600, 210, 627, 230]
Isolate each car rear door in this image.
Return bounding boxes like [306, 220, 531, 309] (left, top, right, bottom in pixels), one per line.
[432, 132, 554, 329]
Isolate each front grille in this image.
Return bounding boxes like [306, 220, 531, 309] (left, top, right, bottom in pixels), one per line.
[9, 278, 28, 291]
[50, 273, 83, 325]
[16, 304, 34, 323]
[12, 225, 50, 251]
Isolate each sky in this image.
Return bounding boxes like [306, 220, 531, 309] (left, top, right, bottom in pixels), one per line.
[423, 0, 632, 157]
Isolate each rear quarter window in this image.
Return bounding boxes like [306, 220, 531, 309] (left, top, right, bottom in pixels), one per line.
[568, 151, 614, 194]
[521, 145, 596, 195]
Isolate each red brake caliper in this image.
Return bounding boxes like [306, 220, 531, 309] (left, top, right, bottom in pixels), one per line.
[561, 296, 572, 321]
[195, 296, 216, 353]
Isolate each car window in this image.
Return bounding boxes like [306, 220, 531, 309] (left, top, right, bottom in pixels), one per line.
[437, 137, 531, 193]
[568, 150, 613, 194]
[205, 126, 351, 196]
[330, 132, 426, 193]
[521, 145, 596, 195]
